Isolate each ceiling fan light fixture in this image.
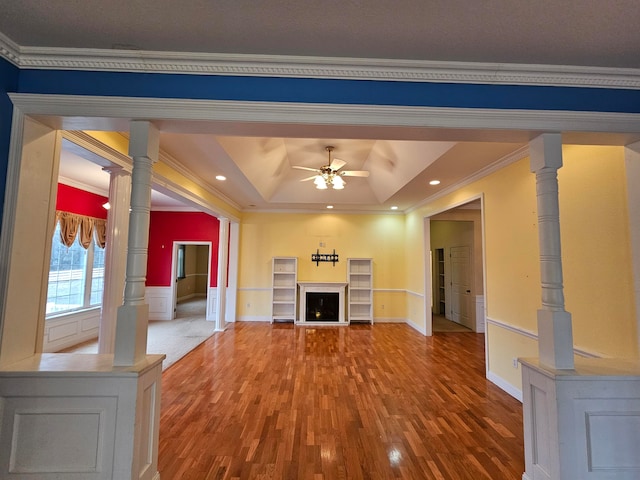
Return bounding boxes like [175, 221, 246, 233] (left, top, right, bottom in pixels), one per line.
[293, 145, 369, 192]
[314, 176, 328, 189]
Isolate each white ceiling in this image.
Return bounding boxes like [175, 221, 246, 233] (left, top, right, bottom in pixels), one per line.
[2, 0, 639, 68]
[4, 1, 640, 212]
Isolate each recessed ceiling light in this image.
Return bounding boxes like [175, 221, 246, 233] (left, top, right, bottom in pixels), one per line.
[429, 180, 441, 186]
[390, 206, 398, 210]
[326, 205, 334, 209]
[215, 175, 226, 181]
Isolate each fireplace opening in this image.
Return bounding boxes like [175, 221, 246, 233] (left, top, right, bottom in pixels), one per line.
[305, 292, 339, 322]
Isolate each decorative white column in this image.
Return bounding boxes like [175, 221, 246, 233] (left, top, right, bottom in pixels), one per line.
[215, 218, 229, 331]
[225, 221, 240, 323]
[98, 166, 131, 354]
[529, 133, 574, 370]
[113, 121, 159, 366]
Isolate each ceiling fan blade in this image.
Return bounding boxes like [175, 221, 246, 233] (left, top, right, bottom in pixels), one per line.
[329, 158, 346, 171]
[341, 170, 370, 177]
[300, 175, 318, 182]
[292, 165, 320, 172]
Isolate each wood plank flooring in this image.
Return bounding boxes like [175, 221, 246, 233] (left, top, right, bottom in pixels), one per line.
[158, 323, 524, 479]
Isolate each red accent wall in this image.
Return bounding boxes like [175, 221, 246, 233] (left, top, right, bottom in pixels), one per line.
[147, 211, 220, 287]
[56, 183, 108, 219]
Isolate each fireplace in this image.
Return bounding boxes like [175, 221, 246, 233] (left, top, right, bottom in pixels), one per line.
[305, 292, 339, 321]
[297, 282, 347, 325]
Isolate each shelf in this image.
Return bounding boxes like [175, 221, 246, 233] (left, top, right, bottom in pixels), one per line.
[271, 257, 297, 324]
[347, 258, 373, 325]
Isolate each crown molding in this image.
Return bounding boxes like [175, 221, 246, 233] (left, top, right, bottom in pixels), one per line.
[0, 31, 20, 66]
[1, 42, 639, 90]
[155, 147, 243, 213]
[408, 145, 530, 213]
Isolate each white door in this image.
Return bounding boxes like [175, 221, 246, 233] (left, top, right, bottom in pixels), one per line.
[450, 246, 472, 328]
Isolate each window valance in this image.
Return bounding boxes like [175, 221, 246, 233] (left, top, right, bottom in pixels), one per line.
[55, 211, 107, 249]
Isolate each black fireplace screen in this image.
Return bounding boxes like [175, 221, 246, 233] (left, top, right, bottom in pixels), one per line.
[305, 292, 339, 321]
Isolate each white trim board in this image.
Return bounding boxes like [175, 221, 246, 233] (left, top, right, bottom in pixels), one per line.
[486, 317, 604, 359]
[10, 94, 640, 137]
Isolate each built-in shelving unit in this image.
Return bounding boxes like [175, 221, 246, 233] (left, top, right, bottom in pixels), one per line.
[271, 257, 297, 323]
[347, 258, 373, 324]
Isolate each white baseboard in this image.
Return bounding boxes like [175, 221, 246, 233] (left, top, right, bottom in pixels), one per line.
[487, 370, 523, 402]
[406, 319, 427, 335]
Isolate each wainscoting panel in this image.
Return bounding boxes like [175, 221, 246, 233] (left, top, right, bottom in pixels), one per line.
[43, 308, 101, 352]
[521, 358, 640, 480]
[207, 287, 217, 321]
[0, 354, 164, 480]
[1, 396, 115, 477]
[145, 287, 173, 321]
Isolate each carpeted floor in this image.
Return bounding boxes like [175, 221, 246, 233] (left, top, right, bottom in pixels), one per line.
[63, 297, 216, 370]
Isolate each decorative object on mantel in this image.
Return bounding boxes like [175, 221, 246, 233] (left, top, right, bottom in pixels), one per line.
[292, 146, 369, 190]
[312, 249, 339, 266]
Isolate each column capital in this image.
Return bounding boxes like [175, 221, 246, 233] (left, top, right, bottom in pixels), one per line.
[129, 121, 160, 162]
[102, 165, 130, 176]
[530, 133, 563, 172]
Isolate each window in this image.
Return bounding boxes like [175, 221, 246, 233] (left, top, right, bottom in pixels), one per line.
[177, 244, 186, 279]
[46, 221, 105, 315]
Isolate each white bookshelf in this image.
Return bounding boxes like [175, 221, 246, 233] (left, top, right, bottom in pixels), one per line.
[271, 257, 297, 323]
[347, 258, 373, 324]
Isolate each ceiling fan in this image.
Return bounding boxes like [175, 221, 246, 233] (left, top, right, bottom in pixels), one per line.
[292, 146, 370, 190]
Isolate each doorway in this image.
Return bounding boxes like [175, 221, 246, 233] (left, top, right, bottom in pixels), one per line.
[428, 199, 485, 334]
[171, 242, 213, 321]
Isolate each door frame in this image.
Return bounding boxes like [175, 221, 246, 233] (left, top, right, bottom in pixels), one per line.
[170, 241, 213, 320]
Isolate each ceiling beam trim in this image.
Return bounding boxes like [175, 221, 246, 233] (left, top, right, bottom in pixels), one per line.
[9, 94, 640, 135]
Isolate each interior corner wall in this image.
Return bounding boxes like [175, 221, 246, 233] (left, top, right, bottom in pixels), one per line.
[238, 212, 406, 321]
[147, 211, 220, 287]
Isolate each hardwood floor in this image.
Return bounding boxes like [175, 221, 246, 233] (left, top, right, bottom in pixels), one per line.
[159, 323, 524, 479]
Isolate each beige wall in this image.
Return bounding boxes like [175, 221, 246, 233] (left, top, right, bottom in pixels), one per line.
[238, 212, 407, 320]
[404, 144, 638, 391]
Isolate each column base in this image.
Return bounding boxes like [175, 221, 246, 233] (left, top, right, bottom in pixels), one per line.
[521, 357, 640, 480]
[0, 353, 165, 480]
[537, 309, 574, 370]
[114, 303, 150, 366]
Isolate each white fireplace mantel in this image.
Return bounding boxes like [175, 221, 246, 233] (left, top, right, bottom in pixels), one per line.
[298, 282, 348, 325]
